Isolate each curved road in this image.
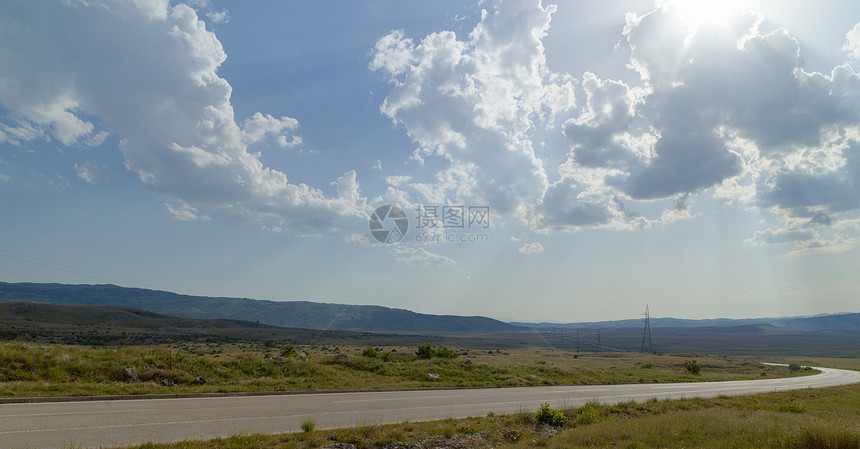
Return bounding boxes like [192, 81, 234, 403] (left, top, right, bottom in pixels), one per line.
[2, 366, 859, 449]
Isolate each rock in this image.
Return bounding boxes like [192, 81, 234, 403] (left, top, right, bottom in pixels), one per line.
[194, 376, 206, 385]
[332, 352, 349, 359]
[122, 367, 140, 382]
[324, 444, 357, 449]
[295, 351, 308, 361]
[538, 424, 559, 438]
[502, 428, 523, 442]
[265, 356, 284, 362]
[426, 373, 440, 381]
[160, 378, 177, 387]
[383, 433, 489, 449]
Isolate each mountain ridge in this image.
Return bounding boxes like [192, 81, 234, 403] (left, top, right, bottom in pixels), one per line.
[0, 281, 519, 333]
[510, 313, 860, 332]
[2, 281, 858, 333]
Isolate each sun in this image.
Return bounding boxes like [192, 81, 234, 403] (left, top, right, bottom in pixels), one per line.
[663, 0, 747, 27]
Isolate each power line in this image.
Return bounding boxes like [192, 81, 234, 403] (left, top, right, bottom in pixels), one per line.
[641, 304, 653, 353]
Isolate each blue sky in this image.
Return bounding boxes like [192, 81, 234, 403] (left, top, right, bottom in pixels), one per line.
[1, 0, 859, 322]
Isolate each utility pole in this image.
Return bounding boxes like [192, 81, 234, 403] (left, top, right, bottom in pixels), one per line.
[641, 304, 653, 353]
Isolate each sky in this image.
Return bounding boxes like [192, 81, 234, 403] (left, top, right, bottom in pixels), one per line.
[1, 0, 859, 323]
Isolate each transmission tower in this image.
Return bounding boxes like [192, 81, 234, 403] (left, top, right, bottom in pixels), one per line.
[641, 304, 653, 353]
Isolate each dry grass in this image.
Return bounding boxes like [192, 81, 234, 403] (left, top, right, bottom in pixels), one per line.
[113, 380, 860, 449]
[0, 342, 811, 398]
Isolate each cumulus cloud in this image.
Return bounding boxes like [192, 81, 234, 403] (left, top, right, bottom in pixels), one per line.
[846, 22, 860, 61]
[164, 200, 211, 222]
[392, 246, 457, 267]
[371, 0, 575, 220]
[74, 161, 111, 184]
[0, 0, 365, 235]
[533, 2, 860, 247]
[518, 242, 544, 255]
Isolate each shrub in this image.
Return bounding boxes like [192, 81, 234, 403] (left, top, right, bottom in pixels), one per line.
[280, 345, 298, 358]
[435, 345, 459, 359]
[575, 401, 603, 426]
[360, 347, 378, 358]
[415, 345, 459, 360]
[789, 363, 802, 372]
[415, 344, 435, 360]
[300, 418, 316, 433]
[536, 402, 567, 427]
[795, 426, 860, 449]
[777, 400, 807, 414]
[684, 359, 701, 375]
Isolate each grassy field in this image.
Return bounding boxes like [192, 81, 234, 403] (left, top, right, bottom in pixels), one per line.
[108, 379, 860, 449]
[0, 341, 813, 398]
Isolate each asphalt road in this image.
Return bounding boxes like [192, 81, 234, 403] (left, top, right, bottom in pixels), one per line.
[2, 366, 859, 449]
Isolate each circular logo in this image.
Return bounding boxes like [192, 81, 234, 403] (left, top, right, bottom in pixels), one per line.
[369, 205, 408, 244]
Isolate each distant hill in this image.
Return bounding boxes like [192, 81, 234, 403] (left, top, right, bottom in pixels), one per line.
[0, 301, 447, 346]
[511, 313, 860, 333]
[0, 282, 520, 333]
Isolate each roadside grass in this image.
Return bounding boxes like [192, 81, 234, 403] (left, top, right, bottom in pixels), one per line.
[112, 382, 860, 449]
[0, 341, 816, 398]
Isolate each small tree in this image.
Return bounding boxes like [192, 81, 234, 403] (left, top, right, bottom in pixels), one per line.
[360, 347, 378, 358]
[685, 359, 701, 375]
[435, 345, 459, 359]
[535, 403, 567, 426]
[415, 344, 436, 359]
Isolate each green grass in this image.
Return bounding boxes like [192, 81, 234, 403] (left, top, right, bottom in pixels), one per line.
[0, 341, 818, 398]
[112, 381, 860, 449]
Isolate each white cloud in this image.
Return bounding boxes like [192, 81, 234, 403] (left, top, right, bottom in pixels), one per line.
[344, 232, 379, 248]
[205, 10, 229, 25]
[846, 22, 860, 61]
[371, 0, 575, 222]
[165, 201, 212, 222]
[392, 246, 456, 267]
[74, 161, 111, 184]
[535, 3, 860, 250]
[241, 112, 300, 146]
[0, 0, 366, 236]
[518, 242, 544, 255]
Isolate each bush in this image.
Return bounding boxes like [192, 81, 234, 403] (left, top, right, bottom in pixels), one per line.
[684, 359, 701, 375]
[280, 345, 297, 358]
[435, 345, 459, 359]
[795, 426, 860, 449]
[777, 400, 807, 414]
[300, 418, 316, 433]
[360, 347, 378, 358]
[789, 363, 802, 372]
[575, 401, 603, 426]
[415, 344, 435, 360]
[536, 402, 567, 427]
[415, 344, 459, 360]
